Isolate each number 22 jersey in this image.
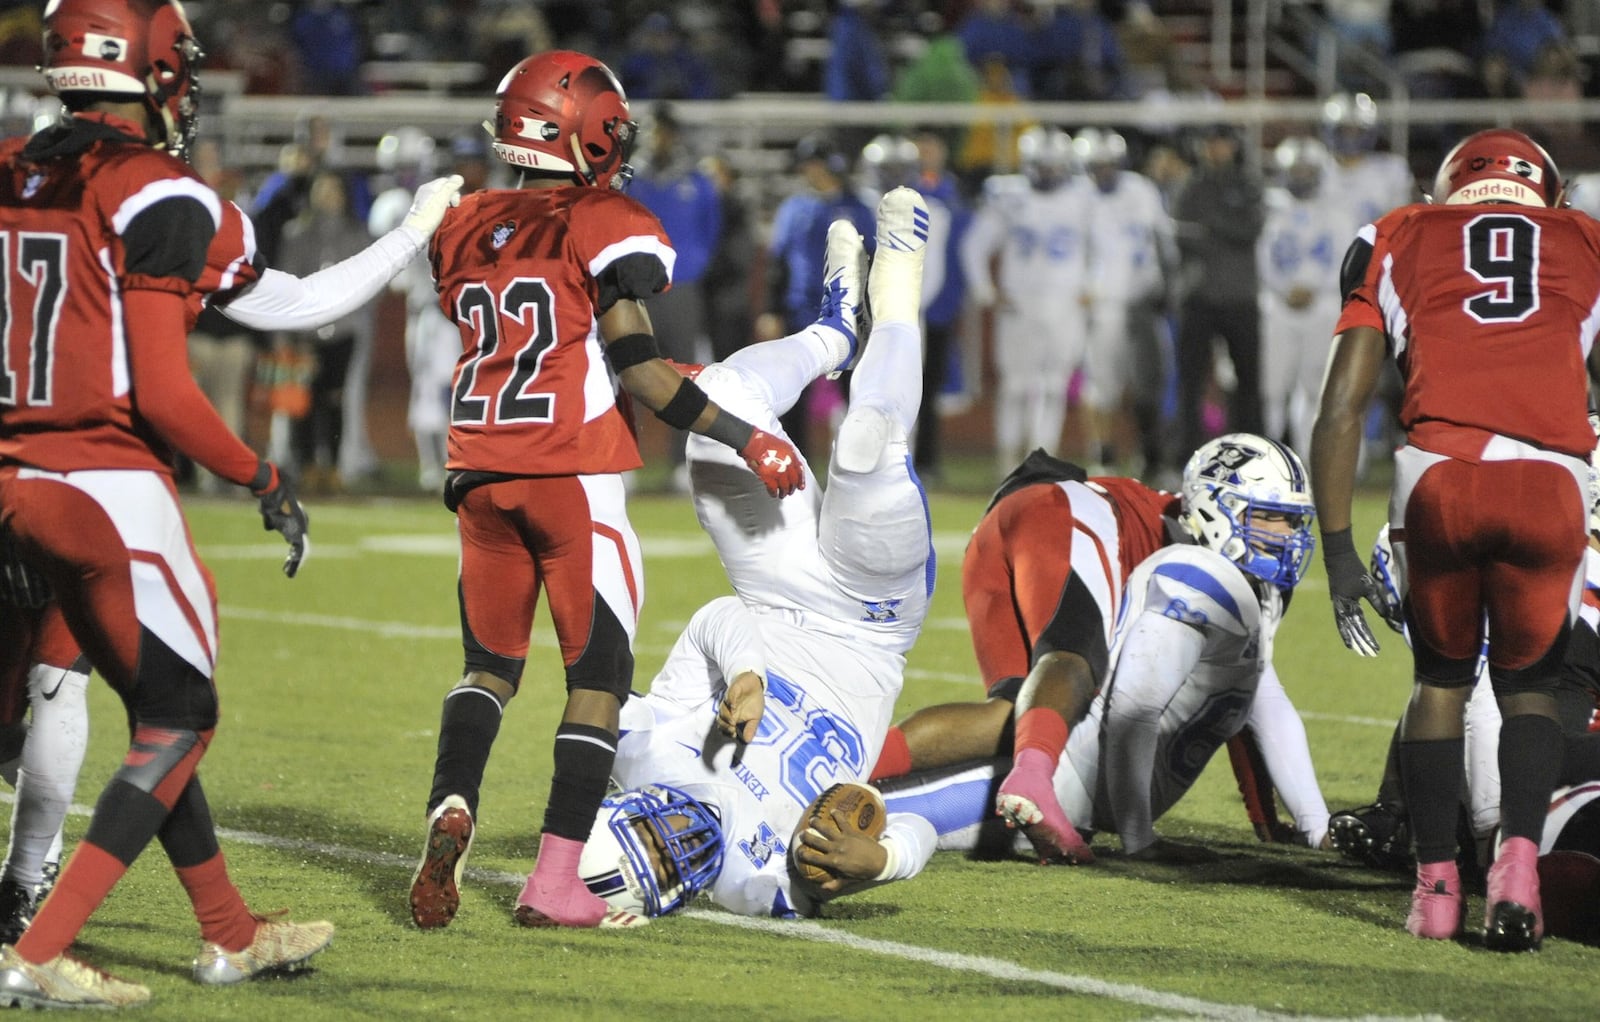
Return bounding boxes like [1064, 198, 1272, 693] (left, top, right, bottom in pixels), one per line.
[429, 187, 676, 477]
[1336, 203, 1600, 460]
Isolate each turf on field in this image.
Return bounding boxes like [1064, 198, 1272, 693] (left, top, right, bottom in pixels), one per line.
[24, 487, 1591, 1021]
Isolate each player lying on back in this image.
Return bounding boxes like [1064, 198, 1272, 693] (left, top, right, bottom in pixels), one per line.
[558, 190, 942, 919]
[877, 436, 1324, 861]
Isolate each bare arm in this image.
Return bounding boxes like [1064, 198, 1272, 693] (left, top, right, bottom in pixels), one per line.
[1310, 325, 1387, 534]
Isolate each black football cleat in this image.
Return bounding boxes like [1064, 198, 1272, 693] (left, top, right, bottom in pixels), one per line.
[1328, 802, 1413, 872]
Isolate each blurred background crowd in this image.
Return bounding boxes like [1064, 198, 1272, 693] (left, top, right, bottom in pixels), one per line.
[3, 0, 1598, 494]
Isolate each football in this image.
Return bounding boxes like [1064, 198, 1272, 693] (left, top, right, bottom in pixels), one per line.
[791, 782, 887, 887]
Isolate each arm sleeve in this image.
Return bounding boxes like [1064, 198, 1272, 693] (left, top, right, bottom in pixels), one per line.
[217, 225, 426, 331]
[124, 289, 260, 486]
[1243, 660, 1330, 847]
[1102, 610, 1206, 855]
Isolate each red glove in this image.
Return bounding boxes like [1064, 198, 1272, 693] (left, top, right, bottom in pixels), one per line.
[739, 430, 805, 498]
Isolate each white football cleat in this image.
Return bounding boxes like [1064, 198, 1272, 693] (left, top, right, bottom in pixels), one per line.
[818, 219, 867, 379]
[868, 187, 928, 327]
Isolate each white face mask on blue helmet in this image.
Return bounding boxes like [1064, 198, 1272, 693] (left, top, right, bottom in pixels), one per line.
[578, 784, 723, 917]
[1181, 433, 1317, 589]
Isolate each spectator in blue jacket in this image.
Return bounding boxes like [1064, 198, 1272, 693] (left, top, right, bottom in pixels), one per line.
[619, 12, 718, 100]
[956, 0, 1034, 95]
[911, 129, 970, 483]
[626, 103, 724, 478]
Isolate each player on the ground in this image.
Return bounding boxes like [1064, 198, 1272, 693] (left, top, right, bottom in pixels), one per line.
[572, 190, 940, 918]
[407, 50, 806, 932]
[878, 434, 1322, 861]
[1312, 128, 1600, 951]
[0, 0, 457, 1005]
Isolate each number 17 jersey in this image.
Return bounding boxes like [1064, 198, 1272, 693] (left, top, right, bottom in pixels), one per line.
[1336, 203, 1600, 460]
[429, 187, 676, 476]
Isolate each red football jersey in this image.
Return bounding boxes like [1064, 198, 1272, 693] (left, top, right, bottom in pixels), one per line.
[188, 200, 264, 328]
[1337, 203, 1600, 459]
[0, 123, 228, 473]
[1091, 476, 1181, 578]
[430, 187, 676, 476]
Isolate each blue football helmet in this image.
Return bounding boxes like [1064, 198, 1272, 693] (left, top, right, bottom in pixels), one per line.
[578, 784, 723, 916]
[1180, 433, 1316, 589]
[1369, 523, 1406, 634]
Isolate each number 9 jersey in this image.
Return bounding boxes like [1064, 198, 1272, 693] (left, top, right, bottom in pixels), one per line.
[1335, 203, 1600, 460]
[428, 187, 676, 476]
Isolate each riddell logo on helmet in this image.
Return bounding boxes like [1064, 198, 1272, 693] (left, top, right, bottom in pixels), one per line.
[1449, 178, 1544, 206]
[47, 68, 110, 90]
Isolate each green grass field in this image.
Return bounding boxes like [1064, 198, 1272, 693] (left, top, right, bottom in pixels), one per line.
[24, 479, 1596, 1021]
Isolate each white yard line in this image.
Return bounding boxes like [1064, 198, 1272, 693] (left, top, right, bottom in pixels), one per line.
[0, 793, 1448, 1022]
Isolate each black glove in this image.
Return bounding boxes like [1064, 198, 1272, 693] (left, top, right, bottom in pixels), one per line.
[0, 533, 49, 608]
[250, 461, 309, 578]
[1322, 527, 1382, 656]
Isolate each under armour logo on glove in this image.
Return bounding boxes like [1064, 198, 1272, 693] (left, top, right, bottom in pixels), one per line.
[740, 429, 805, 498]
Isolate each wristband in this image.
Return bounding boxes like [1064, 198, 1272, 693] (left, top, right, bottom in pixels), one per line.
[1320, 526, 1357, 563]
[656, 377, 710, 430]
[873, 835, 902, 882]
[605, 332, 660, 373]
[702, 407, 758, 452]
[249, 460, 276, 494]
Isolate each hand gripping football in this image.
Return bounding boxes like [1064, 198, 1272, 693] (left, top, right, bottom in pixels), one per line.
[791, 782, 886, 886]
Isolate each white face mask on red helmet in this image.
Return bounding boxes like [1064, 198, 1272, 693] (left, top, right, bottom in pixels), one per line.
[488, 50, 637, 190]
[40, 0, 204, 161]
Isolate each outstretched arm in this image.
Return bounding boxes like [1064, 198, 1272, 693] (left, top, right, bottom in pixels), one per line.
[219, 175, 463, 331]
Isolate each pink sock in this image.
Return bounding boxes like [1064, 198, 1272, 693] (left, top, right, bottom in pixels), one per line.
[516, 834, 609, 927]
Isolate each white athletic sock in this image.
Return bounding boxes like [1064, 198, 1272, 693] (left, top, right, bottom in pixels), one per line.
[4, 665, 88, 889]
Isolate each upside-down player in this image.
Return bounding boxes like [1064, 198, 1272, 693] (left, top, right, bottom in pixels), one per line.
[551, 190, 937, 920]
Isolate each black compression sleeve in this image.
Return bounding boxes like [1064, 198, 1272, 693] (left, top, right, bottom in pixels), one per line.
[702, 407, 757, 451]
[656, 378, 710, 430]
[605, 332, 659, 373]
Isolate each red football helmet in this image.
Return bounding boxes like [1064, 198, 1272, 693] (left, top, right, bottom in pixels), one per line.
[1432, 128, 1563, 208]
[490, 51, 636, 190]
[40, 0, 204, 160]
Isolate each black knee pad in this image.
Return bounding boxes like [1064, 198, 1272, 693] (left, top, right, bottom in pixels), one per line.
[563, 597, 634, 701]
[132, 626, 218, 730]
[1490, 621, 1571, 700]
[460, 588, 525, 692]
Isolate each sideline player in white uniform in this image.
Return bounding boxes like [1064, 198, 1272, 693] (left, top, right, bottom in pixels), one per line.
[878, 435, 1330, 858]
[1322, 92, 1414, 227]
[962, 127, 1094, 476]
[1258, 137, 1354, 456]
[367, 127, 459, 491]
[572, 189, 941, 919]
[1076, 128, 1175, 474]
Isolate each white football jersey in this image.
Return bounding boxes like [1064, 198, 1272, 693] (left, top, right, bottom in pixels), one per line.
[961, 174, 1094, 307]
[883, 544, 1293, 854]
[1084, 170, 1172, 302]
[1257, 187, 1355, 301]
[612, 597, 908, 917]
[1328, 152, 1414, 229]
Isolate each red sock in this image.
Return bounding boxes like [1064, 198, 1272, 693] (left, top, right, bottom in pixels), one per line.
[177, 852, 256, 951]
[1013, 707, 1070, 764]
[870, 727, 912, 781]
[16, 844, 126, 963]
